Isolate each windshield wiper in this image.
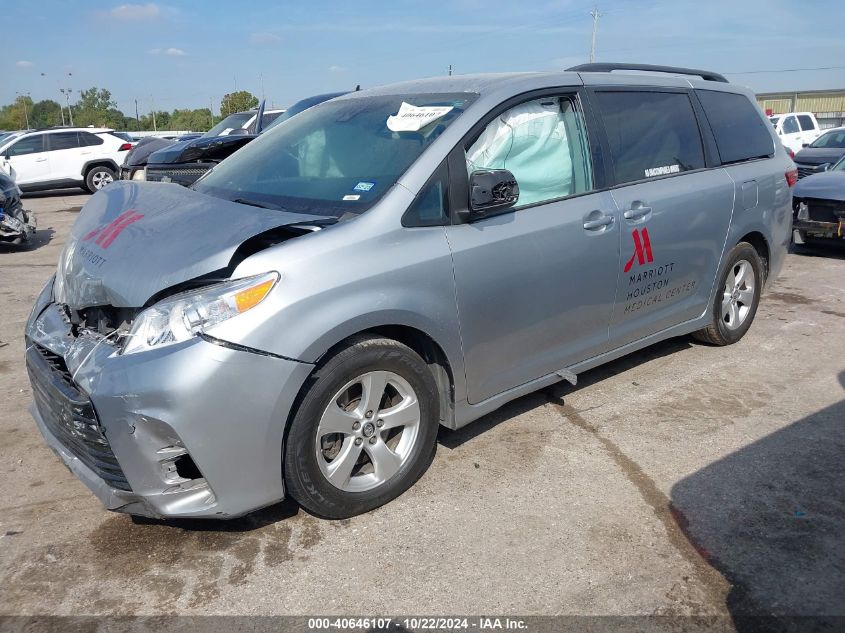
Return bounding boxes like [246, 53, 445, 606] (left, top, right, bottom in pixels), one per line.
[232, 197, 284, 211]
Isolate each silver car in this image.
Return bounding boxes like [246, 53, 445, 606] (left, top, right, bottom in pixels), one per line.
[25, 64, 794, 520]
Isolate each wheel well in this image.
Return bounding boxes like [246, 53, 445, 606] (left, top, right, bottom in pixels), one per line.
[738, 231, 769, 281]
[83, 160, 118, 177]
[327, 325, 456, 428]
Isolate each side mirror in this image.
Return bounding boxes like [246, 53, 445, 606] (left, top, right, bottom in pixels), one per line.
[802, 143, 810, 148]
[469, 169, 519, 215]
[227, 127, 250, 136]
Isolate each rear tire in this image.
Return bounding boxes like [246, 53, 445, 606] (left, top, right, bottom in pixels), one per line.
[283, 336, 440, 519]
[84, 166, 116, 193]
[693, 242, 763, 346]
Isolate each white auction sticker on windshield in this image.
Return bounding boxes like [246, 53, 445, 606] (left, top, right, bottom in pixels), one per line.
[387, 102, 454, 132]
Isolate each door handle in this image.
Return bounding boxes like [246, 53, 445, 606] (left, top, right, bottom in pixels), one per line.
[35, 157, 47, 162]
[623, 201, 652, 221]
[583, 213, 614, 230]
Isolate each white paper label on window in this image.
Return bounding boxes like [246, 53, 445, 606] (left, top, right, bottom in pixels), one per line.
[387, 102, 454, 132]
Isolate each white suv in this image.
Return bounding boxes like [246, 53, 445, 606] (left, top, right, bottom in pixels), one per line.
[769, 112, 822, 154]
[0, 128, 132, 193]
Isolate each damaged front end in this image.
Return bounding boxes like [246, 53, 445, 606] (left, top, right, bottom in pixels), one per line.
[0, 173, 36, 245]
[25, 181, 323, 518]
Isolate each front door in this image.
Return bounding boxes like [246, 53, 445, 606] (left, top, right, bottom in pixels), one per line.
[3, 134, 49, 185]
[590, 89, 735, 347]
[445, 93, 621, 404]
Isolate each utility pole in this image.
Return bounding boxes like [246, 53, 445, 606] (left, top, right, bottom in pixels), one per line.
[134, 99, 140, 130]
[210, 98, 215, 128]
[589, 7, 600, 63]
[448, 64, 453, 76]
[59, 88, 74, 126]
[16, 92, 30, 128]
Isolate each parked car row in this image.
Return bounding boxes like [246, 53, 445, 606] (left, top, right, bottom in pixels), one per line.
[126, 94, 347, 186]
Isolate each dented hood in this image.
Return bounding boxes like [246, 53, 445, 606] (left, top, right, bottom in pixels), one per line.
[54, 181, 329, 309]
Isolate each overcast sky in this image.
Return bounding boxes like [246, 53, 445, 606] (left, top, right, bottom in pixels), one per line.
[5, 0, 845, 116]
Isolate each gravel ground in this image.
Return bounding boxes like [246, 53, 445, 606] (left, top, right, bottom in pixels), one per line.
[0, 192, 843, 626]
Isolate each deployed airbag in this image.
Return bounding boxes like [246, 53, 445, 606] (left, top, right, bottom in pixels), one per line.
[466, 99, 574, 207]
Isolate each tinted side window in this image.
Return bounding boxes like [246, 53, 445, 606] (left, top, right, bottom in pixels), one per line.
[7, 135, 45, 156]
[696, 90, 774, 164]
[797, 115, 815, 131]
[403, 162, 449, 227]
[49, 132, 80, 151]
[78, 132, 104, 147]
[466, 96, 593, 207]
[261, 112, 281, 127]
[783, 116, 800, 134]
[594, 91, 705, 185]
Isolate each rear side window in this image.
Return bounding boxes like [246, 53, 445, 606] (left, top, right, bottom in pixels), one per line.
[78, 132, 104, 147]
[594, 91, 705, 185]
[696, 90, 774, 164]
[49, 132, 80, 151]
[797, 115, 815, 131]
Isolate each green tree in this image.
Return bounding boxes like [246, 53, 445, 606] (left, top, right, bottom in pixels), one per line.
[73, 87, 119, 127]
[0, 95, 34, 130]
[170, 108, 214, 131]
[30, 100, 63, 127]
[220, 91, 258, 117]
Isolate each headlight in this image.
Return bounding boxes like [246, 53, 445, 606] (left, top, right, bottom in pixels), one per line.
[132, 168, 146, 181]
[122, 272, 279, 355]
[797, 201, 809, 219]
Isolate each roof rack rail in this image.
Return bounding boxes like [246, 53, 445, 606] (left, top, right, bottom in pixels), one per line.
[566, 63, 728, 84]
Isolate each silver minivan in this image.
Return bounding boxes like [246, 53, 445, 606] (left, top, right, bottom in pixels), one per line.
[25, 64, 795, 520]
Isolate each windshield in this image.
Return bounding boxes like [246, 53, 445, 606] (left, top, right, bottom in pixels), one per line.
[203, 112, 253, 138]
[194, 93, 477, 217]
[263, 93, 347, 133]
[810, 129, 845, 149]
[831, 156, 845, 172]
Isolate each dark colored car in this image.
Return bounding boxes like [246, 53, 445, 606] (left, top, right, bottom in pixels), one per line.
[0, 171, 36, 244]
[119, 109, 282, 183]
[793, 127, 845, 179]
[792, 154, 845, 243]
[144, 93, 348, 186]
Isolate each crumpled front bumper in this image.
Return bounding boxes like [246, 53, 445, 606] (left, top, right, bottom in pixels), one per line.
[26, 295, 313, 519]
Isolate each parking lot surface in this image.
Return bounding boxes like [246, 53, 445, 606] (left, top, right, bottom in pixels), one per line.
[0, 192, 843, 621]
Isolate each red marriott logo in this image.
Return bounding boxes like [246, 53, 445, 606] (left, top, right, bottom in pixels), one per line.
[82, 209, 144, 249]
[623, 228, 654, 273]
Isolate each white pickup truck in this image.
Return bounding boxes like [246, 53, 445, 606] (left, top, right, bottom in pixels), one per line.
[769, 112, 822, 154]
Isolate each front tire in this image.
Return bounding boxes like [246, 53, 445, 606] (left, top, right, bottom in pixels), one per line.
[284, 336, 440, 519]
[84, 166, 116, 193]
[692, 242, 763, 346]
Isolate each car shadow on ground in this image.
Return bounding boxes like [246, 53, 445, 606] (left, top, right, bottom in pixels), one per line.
[438, 335, 694, 449]
[21, 188, 88, 199]
[791, 239, 845, 261]
[670, 370, 845, 630]
[130, 497, 302, 532]
[0, 227, 55, 252]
